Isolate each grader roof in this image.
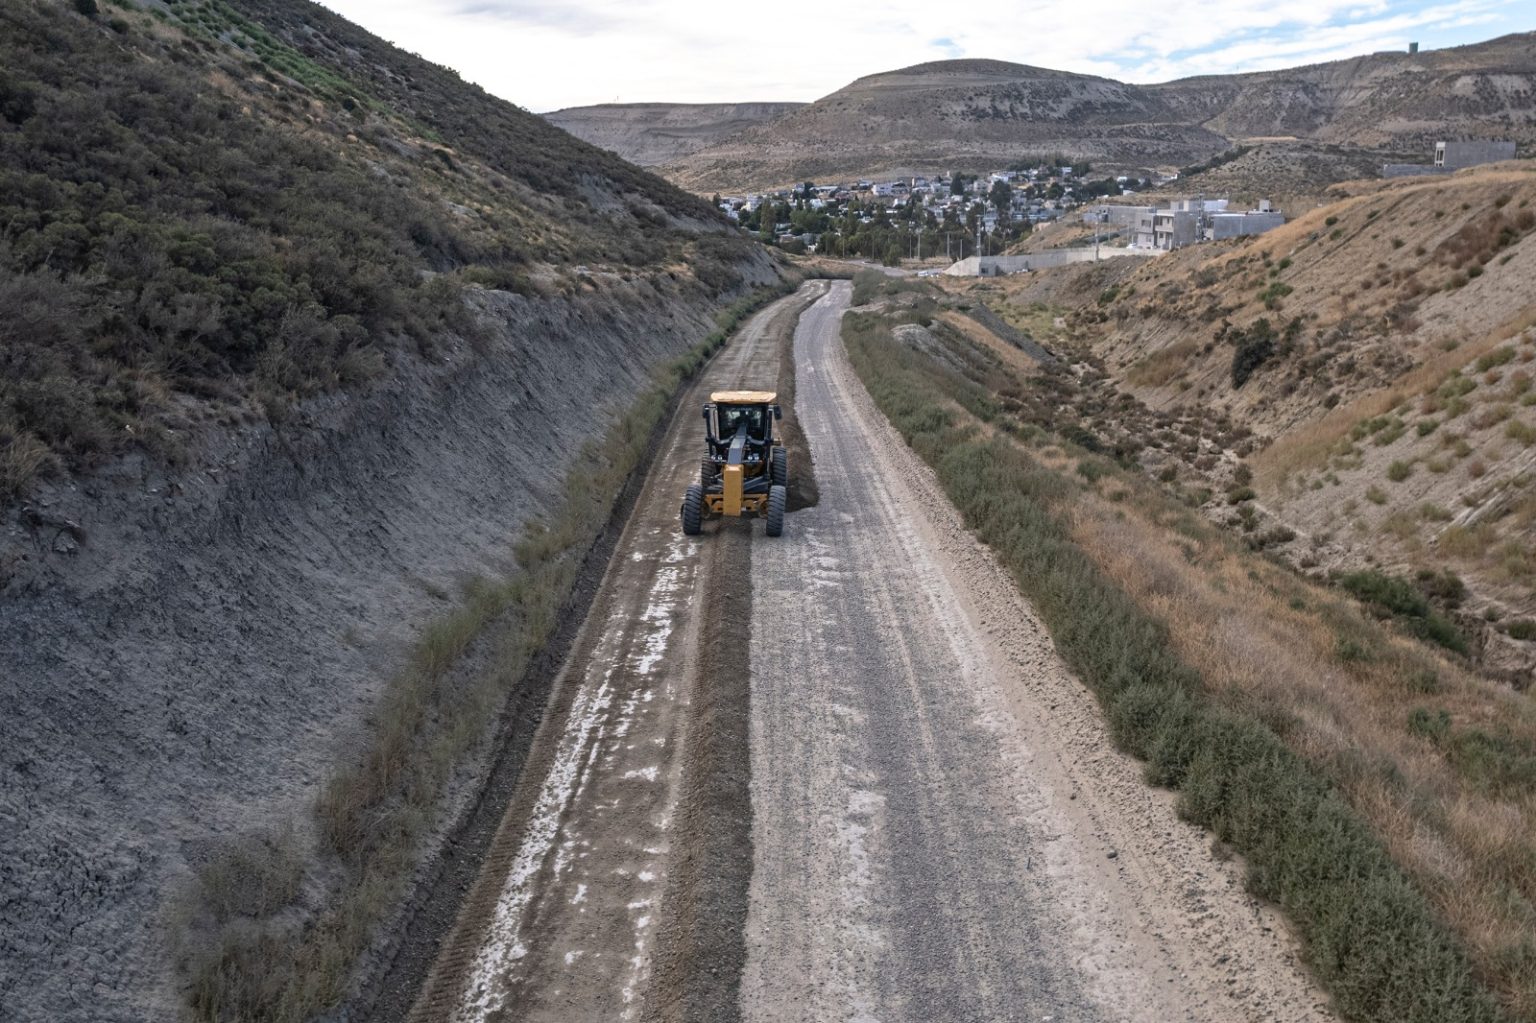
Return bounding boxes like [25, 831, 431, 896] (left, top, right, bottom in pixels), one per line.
[710, 390, 777, 404]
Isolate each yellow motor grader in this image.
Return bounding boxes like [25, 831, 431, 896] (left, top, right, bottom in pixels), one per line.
[681, 390, 787, 537]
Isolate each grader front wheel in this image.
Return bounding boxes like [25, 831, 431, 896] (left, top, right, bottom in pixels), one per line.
[682, 484, 703, 536]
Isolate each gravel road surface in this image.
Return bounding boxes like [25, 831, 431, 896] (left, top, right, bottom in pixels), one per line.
[740, 281, 1332, 1023]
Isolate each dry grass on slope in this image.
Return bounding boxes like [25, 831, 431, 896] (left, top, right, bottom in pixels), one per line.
[965, 166, 1536, 645]
[846, 308, 1516, 1023]
[1057, 167, 1536, 436]
[1067, 473, 1536, 1018]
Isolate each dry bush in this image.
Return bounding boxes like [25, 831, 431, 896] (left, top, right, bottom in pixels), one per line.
[0, 431, 54, 500]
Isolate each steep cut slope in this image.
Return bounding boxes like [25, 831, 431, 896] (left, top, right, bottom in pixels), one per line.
[544, 101, 805, 166]
[0, 1, 778, 1020]
[668, 35, 1536, 191]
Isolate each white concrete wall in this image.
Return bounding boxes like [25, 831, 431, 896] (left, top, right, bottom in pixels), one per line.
[943, 247, 1160, 276]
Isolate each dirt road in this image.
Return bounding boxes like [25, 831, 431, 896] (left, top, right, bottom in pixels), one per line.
[742, 282, 1329, 1021]
[406, 285, 824, 1023]
[404, 280, 1332, 1022]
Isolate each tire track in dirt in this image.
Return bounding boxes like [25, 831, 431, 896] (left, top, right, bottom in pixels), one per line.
[640, 521, 752, 1023]
[643, 280, 825, 1022]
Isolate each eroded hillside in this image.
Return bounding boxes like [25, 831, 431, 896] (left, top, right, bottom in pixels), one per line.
[942, 163, 1536, 677]
[543, 101, 806, 166]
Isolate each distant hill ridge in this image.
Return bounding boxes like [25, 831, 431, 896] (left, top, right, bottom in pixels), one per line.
[555, 32, 1536, 190]
[544, 101, 806, 167]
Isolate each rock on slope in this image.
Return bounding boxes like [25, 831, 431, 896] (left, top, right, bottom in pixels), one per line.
[544, 101, 805, 166]
[0, 1, 775, 1019]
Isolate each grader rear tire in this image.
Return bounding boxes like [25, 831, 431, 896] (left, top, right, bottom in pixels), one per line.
[766, 484, 786, 537]
[771, 447, 788, 487]
[682, 484, 703, 536]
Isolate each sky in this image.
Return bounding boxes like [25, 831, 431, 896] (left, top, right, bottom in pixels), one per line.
[314, 0, 1530, 112]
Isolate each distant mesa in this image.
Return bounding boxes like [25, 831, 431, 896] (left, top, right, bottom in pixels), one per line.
[543, 102, 806, 167]
[544, 33, 1536, 193]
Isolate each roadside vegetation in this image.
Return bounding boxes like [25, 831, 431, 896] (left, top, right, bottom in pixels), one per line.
[845, 295, 1535, 1021]
[173, 283, 795, 1018]
[0, 0, 754, 503]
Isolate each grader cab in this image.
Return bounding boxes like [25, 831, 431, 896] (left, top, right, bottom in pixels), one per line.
[681, 390, 788, 537]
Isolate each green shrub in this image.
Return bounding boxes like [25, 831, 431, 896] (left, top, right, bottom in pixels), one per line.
[1259, 281, 1293, 310]
[1231, 321, 1276, 388]
[1343, 570, 1431, 617]
[1408, 707, 1451, 742]
[1477, 347, 1516, 372]
[1337, 637, 1376, 663]
[1415, 568, 1466, 607]
[1076, 459, 1112, 484]
[0, 0, 744, 506]
[1339, 570, 1467, 654]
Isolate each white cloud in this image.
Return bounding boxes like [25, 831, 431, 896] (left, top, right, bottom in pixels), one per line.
[314, 0, 1527, 111]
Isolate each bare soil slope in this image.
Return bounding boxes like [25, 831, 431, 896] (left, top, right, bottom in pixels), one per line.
[950, 162, 1536, 676]
[543, 102, 805, 167]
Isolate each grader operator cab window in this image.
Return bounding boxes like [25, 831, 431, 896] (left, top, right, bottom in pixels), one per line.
[719, 405, 767, 443]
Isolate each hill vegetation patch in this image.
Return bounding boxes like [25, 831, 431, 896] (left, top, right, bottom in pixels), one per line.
[0, 0, 754, 504]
